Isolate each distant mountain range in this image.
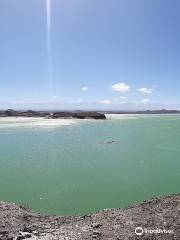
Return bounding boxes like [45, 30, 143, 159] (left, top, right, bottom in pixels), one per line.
[0, 102, 180, 111]
[102, 109, 180, 114]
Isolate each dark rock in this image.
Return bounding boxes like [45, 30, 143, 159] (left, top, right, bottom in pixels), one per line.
[5, 109, 18, 116]
[50, 112, 72, 119]
[18, 110, 50, 118]
[50, 111, 106, 120]
[73, 112, 106, 119]
[91, 223, 102, 229]
[0, 110, 106, 120]
[16, 233, 32, 240]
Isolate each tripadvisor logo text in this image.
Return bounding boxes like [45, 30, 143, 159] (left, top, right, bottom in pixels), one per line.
[135, 227, 174, 236]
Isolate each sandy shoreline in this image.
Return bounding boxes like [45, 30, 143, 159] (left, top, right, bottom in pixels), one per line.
[0, 117, 79, 128]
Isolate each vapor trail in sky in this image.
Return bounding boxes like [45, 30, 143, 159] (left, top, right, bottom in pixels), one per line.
[46, 0, 53, 96]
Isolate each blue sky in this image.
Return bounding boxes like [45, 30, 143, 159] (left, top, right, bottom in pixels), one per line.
[0, 0, 180, 109]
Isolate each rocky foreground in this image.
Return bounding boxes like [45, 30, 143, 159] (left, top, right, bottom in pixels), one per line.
[0, 194, 179, 240]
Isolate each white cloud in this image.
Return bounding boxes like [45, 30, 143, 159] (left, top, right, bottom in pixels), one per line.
[100, 99, 112, 105]
[112, 83, 130, 93]
[81, 86, 88, 91]
[142, 99, 150, 104]
[138, 87, 153, 94]
[120, 96, 127, 99]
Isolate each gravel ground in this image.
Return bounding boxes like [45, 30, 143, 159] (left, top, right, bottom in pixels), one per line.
[0, 194, 179, 240]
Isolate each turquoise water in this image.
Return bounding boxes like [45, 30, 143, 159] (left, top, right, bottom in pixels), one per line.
[0, 115, 179, 215]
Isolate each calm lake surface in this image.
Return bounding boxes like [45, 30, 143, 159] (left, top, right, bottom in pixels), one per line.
[0, 114, 179, 215]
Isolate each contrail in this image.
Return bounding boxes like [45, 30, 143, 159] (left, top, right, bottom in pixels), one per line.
[46, 0, 53, 97]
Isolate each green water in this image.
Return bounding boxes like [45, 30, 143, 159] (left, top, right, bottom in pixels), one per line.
[0, 115, 179, 215]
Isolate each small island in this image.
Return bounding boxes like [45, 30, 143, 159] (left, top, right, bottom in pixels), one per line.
[0, 109, 180, 120]
[0, 109, 106, 120]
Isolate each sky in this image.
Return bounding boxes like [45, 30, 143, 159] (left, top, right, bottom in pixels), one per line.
[0, 0, 180, 110]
